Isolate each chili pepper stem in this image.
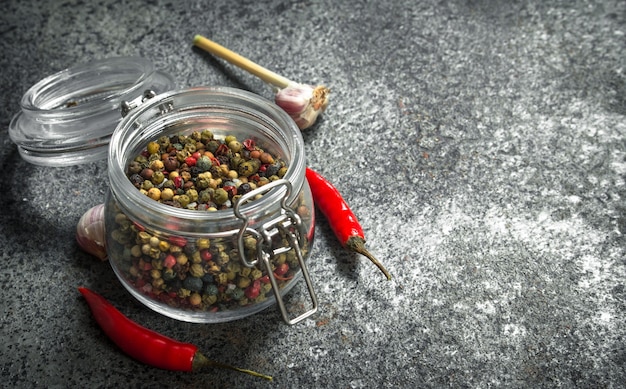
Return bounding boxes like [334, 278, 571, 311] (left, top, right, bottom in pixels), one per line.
[192, 352, 273, 381]
[346, 236, 392, 280]
[193, 34, 293, 89]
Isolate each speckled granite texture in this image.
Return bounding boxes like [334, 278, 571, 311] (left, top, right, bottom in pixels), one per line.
[1, 0, 625, 388]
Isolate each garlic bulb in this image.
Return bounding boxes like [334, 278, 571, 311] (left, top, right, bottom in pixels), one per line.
[192, 36, 330, 130]
[76, 203, 107, 260]
[275, 84, 330, 130]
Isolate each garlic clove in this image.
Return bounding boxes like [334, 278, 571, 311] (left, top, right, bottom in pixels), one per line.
[275, 84, 330, 130]
[76, 203, 107, 261]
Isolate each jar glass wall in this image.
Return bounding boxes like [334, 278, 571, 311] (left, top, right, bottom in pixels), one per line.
[105, 87, 316, 323]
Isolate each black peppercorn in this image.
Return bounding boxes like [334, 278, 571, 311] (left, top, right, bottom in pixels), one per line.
[129, 174, 144, 188]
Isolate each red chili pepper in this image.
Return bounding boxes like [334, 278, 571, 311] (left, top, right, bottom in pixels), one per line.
[305, 167, 392, 280]
[78, 287, 272, 380]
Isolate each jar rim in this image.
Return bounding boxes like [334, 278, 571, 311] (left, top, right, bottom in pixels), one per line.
[107, 86, 307, 234]
[20, 57, 155, 115]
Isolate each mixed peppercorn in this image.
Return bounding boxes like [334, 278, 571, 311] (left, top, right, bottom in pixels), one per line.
[126, 129, 288, 211]
[106, 130, 310, 314]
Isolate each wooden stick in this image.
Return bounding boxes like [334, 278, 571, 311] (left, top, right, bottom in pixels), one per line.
[193, 35, 293, 89]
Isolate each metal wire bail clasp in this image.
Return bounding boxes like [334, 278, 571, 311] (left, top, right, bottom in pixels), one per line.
[233, 179, 318, 325]
[120, 90, 157, 117]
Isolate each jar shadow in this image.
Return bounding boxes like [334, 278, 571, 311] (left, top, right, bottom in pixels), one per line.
[0, 148, 80, 256]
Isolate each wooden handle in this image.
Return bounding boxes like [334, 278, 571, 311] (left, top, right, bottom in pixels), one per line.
[193, 35, 293, 89]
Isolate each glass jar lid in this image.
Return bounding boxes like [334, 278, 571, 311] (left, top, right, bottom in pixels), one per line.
[8, 57, 175, 166]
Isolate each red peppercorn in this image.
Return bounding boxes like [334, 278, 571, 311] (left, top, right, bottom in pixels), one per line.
[223, 185, 237, 198]
[163, 254, 176, 269]
[200, 250, 212, 261]
[245, 280, 261, 299]
[242, 139, 256, 151]
[173, 176, 183, 188]
[168, 236, 187, 247]
[274, 263, 289, 276]
[215, 143, 230, 155]
[185, 156, 197, 167]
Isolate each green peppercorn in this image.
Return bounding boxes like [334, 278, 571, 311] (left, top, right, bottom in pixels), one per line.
[203, 294, 218, 305]
[151, 171, 165, 185]
[196, 156, 212, 172]
[148, 153, 161, 163]
[251, 268, 263, 280]
[231, 287, 244, 300]
[243, 235, 257, 251]
[176, 150, 189, 162]
[178, 288, 191, 298]
[190, 251, 202, 264]
[141, 180, 154, 191]
[161, 187, 175, 201]
[134, 154, 149, 166]
[128, 161, 142, 174]
[216, 250, 230, 266]
[176, 252, 188, 266]
[216, 273, 228, 285]
[157, 135, 171, 149]
[189, 263, 204, 277]
[130, 245, 142, 257]
[147, 141, 160, 155]
[186, 189, 198, 202]
[191, 131, 202, 142]
[238, 159, 260, 177]
[201, 129, 214, 141]
[111, 229, 128, 244]
[198, 189, 213, 204]
[206, 139, 220, 153]
[230, 155, 243, 170]
[162, 268, 177, 281]
[184, 143, 196, 153]
[213, 188, 229, 204]
[177, 194, 190, 208]
[228, 140, 242, 153]
[237, 276, 251, 289]
[196, 178, 210, 190]
[152, 278, 165, 290]
[150, 159, 164, 171]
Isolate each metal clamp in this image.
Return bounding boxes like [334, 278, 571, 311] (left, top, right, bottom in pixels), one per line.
[234, 179, 318, 325]
[121, 89, 157, 117]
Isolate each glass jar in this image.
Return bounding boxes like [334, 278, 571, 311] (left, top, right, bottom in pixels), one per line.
[8, 57, 175, 166]
[105, 86, 318, 324]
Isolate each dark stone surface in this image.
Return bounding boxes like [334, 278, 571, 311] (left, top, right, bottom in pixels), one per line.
[1, 0, 625, 387]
